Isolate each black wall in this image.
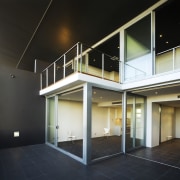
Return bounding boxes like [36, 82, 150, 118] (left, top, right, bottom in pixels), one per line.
[0, 63, 45, 148]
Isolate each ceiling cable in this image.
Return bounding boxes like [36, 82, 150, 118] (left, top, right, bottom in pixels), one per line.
[16, 0, 53, 69]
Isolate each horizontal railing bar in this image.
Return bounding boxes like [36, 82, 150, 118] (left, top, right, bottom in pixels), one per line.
[157, 45, 180, 55]
[42, 42, 80, 72]
[82, 43, 120, 61]
[40, 42, 121, 89]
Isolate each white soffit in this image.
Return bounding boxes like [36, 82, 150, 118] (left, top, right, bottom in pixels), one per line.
[39, 73, 122, 96]
[122, 71, 180, 91]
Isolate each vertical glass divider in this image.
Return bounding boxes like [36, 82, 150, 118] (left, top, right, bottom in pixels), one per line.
[54, 95, 58, 147]
[132, 97, 136, 148]
[80, 43, 83, 73]
[76, 43, 79, 72]
[120, 30, 124, 83]
[151, 11, 156, 75]
[54, 63, 56, 83]
[40, 73, 42, 90]
[46, 69, 48, 87]
[122, 91, 127, 153]
[173, 48, 175, 70]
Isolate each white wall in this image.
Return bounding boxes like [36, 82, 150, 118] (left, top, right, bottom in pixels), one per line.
[156, 51, 173, 73]
[150, 103, 160, 147]
[147, 93, 180, 147]
[125, 53, 152, 81]
[91, 103, 108, 137]
[58, 100, 120, 141]
[161, 106, 174, 142]
[175, 108, 180, 138]
[58, 100, 83, 142]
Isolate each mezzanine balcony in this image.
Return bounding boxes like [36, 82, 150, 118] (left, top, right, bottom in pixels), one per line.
[40, 42, 120, 90]
[40, 42, 180, 91]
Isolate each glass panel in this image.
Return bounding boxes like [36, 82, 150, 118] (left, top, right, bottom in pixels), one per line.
[155, 0, 180, 73]
[82, 34, 120, 82]
[47, 97, 55, 145]
[65, 46, 77, 77]
[55, 57, 64, 82]
[156, 50, 173, 74]
[48, 64, 54, 86]
[57, 89, 83, 158]
[126, 95, 145, 151]
[135, 97, 145, 147]
[124, 15, 151, 81]
[41, 70, 47, 89]
[175, 47, 180, 70]
[126, 98, 133, 150]
[91, 87, 122, 160]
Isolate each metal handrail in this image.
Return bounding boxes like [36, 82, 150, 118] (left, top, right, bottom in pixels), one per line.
[42, 42, 80, 72]
[40, 42, 120, 89]
[157, 45, 180, 56]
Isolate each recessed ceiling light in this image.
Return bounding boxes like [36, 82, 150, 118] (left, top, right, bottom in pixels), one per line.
[166, 41, 169, 44]
[159, 34, 163, 38]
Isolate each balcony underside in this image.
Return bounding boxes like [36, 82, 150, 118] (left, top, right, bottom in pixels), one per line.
[39, 72, 122, 96]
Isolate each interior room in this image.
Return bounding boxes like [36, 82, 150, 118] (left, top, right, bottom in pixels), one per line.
[1, 0, 180, 179]
[152, 101, 180, 145]
[130, 85, 180, 169]
[56, 87, 123, 160]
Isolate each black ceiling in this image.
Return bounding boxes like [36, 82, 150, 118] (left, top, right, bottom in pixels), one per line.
[0, 0, 178, 72]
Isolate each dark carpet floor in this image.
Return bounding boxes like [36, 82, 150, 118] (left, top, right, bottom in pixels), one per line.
[1, 144, 180, 180]
[129, 138, 180, 169]
[58, 135, 122, 159]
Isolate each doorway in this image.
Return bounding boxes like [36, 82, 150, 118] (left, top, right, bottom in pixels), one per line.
[152, 102, 180, 145]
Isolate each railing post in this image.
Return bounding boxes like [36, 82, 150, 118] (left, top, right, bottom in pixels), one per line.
[54, 62, 56, 83]
[102, 53, 104, 79]
[40, 73, 42, 90]
[46, 69, 48, 87]
[63, 54, 66, 78]
[80, 43, 83, 73]
[173, 48, 175, 71]
[76, 43, 79, 72]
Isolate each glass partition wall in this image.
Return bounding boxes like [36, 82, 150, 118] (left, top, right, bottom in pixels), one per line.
[124, 14, 152, 81]
[46, 89, 146, 162]
[46, 96, 56, 145]
[91, 87, 123, 160]
[46, 86, 123, 163]
[126, 94, 145, 152]
[57, 89, 83, 158]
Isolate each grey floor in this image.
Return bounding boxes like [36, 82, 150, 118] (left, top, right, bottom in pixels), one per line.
[129, 138, 180, 169]
[0, 143, 180, 180]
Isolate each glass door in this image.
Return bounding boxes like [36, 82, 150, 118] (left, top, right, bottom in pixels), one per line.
[126, 94, 145, 151]
[47, 96, 56, 145]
